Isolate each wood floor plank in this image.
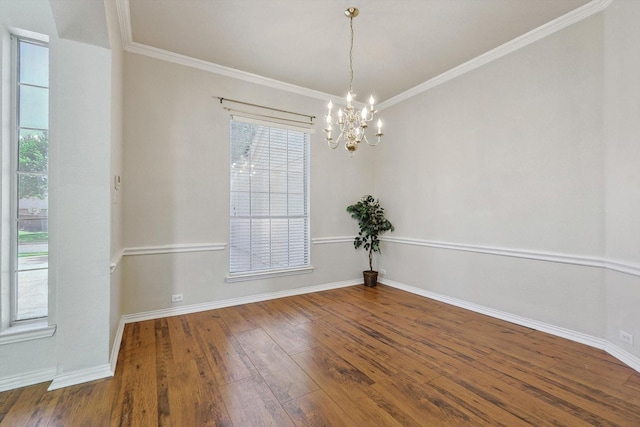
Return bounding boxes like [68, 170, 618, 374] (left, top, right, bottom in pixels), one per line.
[216, 304, 260, 335]
[0, 383, 58, 427]
[164, 358, 232, 427]
[258, 298, 314, 325]
[235, 327, 319, 402]
[625, 373, 640, 392]
[191, 356, 234, 426]
[154, 318, 173, 426]
[164, 360, 196, 426]
[368, 375, 475, 427]
[165, 315, 202, 364]
[219, 375, 295, 427]
[20, 384, 63, 427]
[0, 388, 23, 423]
[291, 346, 406, 426]
[1, 285, 638, 426]
[302, 317, 443, 386]
[478, 352, 639, 426]
[455, 361, 597, 426]
[45, 380, 113, 427]
[306, 294, 373, 323]
[190, 311, 258, 385]
[428, 374, 533, 427]
[282, 389, 357, 427]
[245, 302, 320, 355]
[297, 319, 400, 383]
[282, 293, 334, 320]
[402, 339, 476, 377]
[547, 360, 640, 407]
[111, 320, 159, 427]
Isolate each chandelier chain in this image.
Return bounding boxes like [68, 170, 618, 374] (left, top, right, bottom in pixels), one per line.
[349, 16, 354, 93]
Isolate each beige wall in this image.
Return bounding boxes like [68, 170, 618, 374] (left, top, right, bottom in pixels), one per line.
[603, 0, 640, 357]
[121, 52, 374, 314]
[120, 1, 640, 361]
[376, 1, 640, 360]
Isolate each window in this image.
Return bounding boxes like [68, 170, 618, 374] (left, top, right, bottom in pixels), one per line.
[229, 119, 310, 278]
[11, 36, 49, 323]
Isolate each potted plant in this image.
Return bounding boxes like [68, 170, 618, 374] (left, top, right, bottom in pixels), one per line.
[346, 195, 394, 287]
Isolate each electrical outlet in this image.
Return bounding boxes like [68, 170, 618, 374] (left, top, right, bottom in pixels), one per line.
[171, 294, 183, 303]
[380, 268, 387, 276]
[620, 330, 633, 346]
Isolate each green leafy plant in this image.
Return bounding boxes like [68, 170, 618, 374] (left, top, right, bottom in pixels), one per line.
[18, 132, 48, 199]
[346, 195, 394, 271]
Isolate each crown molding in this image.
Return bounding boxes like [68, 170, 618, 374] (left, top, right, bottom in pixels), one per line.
[114, 0, 132, 46]
[115, 0, 333, 102]
[125, 42, 335, 102]
[377, 0, 613, 110]
[115, 0, 612, 107]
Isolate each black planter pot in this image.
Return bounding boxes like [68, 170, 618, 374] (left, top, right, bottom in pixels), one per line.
[363, 270, 378, 287]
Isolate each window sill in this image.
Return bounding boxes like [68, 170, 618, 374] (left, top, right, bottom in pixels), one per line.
[225, 266, 314, 283]
[0, 322, 56, 346]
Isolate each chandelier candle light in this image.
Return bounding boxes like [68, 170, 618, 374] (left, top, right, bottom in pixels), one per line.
[325, 7, 383, 156]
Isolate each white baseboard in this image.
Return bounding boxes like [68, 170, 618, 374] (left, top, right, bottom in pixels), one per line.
[120, 278, 360, 325]
[380, 278, 640, 373]
[0, 368, 57, 392]
[110, 318, 126, 374]
[49, 276, 639, 393]
[605, 342, 640, 373]
[108, 279, 361, 375]
[48, 364, 113, 391]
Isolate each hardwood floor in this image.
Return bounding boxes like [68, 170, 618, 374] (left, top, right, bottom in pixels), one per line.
[1, 285, 639, 426]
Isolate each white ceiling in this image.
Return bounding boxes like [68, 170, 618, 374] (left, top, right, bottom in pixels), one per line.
[126, 0, 591, 103]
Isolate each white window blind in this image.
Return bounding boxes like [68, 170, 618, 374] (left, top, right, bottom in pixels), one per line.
[229, 119, 310, 275]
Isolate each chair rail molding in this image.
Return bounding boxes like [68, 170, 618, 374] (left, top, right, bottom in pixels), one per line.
[110, 243, 227, 273]
[123, 242, 227, 257]
[381, 236, 640, 278]
[312, 236, 355, 245]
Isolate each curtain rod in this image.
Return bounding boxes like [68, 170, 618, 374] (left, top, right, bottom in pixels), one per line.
[223, 107, 315, 127]
[216, 97, 316, 123]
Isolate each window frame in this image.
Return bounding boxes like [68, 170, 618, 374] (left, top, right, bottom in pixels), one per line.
[226, 117, 313, 282]
[0, 31, 53, 340]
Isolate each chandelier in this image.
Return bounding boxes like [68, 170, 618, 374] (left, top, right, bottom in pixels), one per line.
[324, 7, 383, 156]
